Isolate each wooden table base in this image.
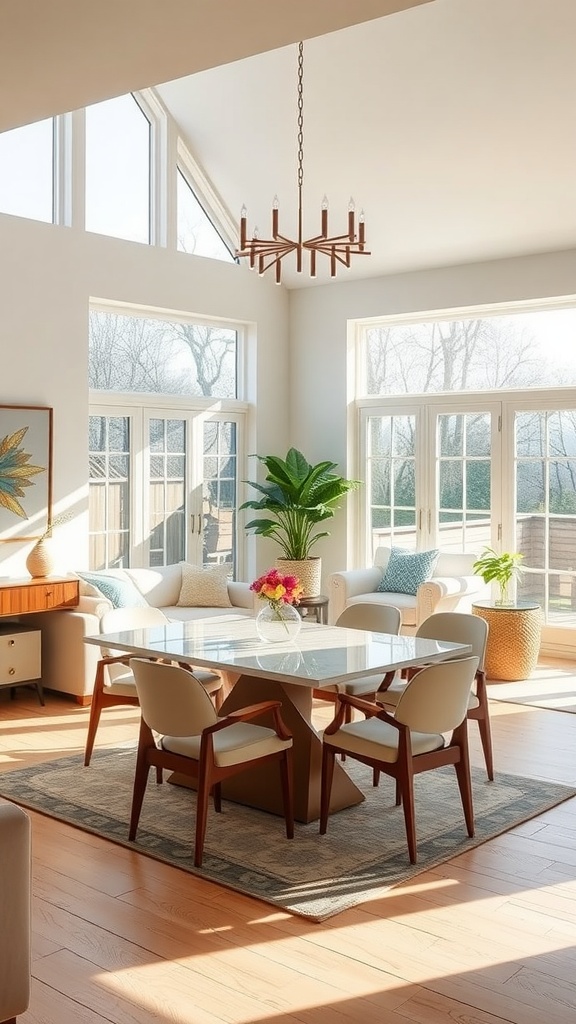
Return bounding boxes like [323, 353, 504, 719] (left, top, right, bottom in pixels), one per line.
[170, 674, 365, 824]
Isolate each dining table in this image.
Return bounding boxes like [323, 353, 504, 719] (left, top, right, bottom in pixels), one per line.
[85, 614, 472, 823]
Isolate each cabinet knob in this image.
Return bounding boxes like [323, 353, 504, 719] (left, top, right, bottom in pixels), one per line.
[8, 639, 15, 646]
[8, 668, 15, 676]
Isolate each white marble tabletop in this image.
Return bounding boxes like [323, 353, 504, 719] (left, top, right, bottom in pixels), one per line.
[85, 615, 471, 689]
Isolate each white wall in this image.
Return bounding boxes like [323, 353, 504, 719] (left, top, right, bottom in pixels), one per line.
[0, 212, 289, 579]
[289, 248, 576, 582]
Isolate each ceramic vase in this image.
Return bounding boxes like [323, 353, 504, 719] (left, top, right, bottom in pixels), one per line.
[255, 601, 302, 643]
[26, 537, 56, 578]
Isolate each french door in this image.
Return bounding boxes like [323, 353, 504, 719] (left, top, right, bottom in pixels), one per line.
[89, 404, 243, 574]
[360, 391, 576, 642]
[360, 398, 501, 561]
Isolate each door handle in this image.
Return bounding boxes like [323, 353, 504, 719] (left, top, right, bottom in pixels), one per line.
[190, 513, 195, 533]
[197, 514, 202, 535]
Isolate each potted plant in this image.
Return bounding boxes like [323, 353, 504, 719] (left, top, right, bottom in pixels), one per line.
[240, 448, 358, 597]
[472, 546, 524, 607]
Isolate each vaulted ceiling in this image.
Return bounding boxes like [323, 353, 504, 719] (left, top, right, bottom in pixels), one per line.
[3, 0, 576, 290]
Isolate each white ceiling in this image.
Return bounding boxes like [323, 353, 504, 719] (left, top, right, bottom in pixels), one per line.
[3, 0, 576, 290]
[155, 0, 576, 287]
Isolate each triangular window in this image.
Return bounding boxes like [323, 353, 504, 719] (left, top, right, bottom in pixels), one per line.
[177, 168, 234, 262]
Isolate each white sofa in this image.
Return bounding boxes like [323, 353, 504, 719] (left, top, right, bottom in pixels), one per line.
[328, 546, 488, 631]
[26, 564, 255, 703]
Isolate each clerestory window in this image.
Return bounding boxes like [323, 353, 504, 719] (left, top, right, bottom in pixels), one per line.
[0, 117, 54, 222]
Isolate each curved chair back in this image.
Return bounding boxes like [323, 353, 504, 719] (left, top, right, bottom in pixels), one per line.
[130, 659, 218, 738]
[416, 612, 488, 670]
[395, 656, 479, 734]
[336, 603, 401, 635]
[100, 606, 168, 685]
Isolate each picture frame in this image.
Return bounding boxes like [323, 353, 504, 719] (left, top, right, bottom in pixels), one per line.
[0, 404, 53, 542]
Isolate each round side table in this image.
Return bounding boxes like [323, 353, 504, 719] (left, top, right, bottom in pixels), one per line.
[471, 600, 542, 681]
[297, 594, 329, 624]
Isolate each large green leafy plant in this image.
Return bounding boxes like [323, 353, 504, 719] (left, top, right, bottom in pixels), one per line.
[240, 448, 358, 560]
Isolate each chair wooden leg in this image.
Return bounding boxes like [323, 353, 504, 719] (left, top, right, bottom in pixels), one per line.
[399, 762, 417, 863]
[213, 782, 222, 813]
[319, 746, 336, 835]
[84, 664, 105, 766]
[395, 778, 402, 806]
[155, 766, 163, 784]
[280, 747, 294, 839]
[194, 764, 213, 868]
[454, 726, 475, 837]
[476, 714, 494, 782]
[213, 685, 224, 712]
[129, 727, 153, 841]
[373, 767, 381, 787]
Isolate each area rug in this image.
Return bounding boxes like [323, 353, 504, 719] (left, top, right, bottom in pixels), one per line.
[0, 748, 574, 921]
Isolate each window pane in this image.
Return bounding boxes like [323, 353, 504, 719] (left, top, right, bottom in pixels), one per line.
[177, 169, 234, 262]
[85, 94, 150, 243]
[0, 118, 53, 222]
[89, 310, 237, 398]
[203, 421, 237, 567]
[364, 308, 576, 396]
[88, 415, 130, 569]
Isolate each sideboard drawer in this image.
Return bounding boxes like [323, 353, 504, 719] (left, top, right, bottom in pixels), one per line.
[0, 579, 79, 616]
[0, 628, 41, 685]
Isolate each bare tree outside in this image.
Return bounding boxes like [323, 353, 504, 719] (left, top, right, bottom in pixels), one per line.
[89, 311, 237, 398]
[365, 316, 544, 396]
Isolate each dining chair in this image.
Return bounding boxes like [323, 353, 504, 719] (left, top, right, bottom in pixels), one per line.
[375, 611, 493, 781]
[83, 605, 224, 767]
[128, 658, 294, 867]
[320, 655, 479, 863]
[313, 603, 402, 723]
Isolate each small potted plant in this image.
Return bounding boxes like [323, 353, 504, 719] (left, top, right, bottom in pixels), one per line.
[240, 448, 358, 597]
[472, 546, 524, 607]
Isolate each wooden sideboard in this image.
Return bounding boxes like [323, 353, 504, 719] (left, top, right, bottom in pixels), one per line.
[0, 577, 80, 617]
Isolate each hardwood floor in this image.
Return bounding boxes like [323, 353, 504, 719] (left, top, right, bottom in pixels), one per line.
[1, 664, 576, 1024]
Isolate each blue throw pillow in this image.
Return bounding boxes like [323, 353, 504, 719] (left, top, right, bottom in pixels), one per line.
[377, 547, 440, 597]
[76, 571, 148, 609]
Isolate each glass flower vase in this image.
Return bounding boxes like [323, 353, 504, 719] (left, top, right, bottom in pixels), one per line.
[255, 601, 302, 643]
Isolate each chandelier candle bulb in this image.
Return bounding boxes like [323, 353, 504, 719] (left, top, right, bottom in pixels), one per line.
[321, 196, 328, 237]
[272, 195, 279, 238]
[240, 206, 247, 249]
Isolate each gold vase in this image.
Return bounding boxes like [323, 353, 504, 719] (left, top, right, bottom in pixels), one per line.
[26, 537, 56, 578]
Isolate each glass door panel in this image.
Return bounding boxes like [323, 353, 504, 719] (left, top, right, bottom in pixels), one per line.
[202, 420, 237, 570]
[435, 411, 494, 553]
[365, 413, 417, 559]
[148, 417, 186, 567]
[88, 414, 131, 568]
[515, 409, 576, 626]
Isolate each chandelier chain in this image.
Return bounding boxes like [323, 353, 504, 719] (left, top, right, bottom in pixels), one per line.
[297, 41, 304, 190]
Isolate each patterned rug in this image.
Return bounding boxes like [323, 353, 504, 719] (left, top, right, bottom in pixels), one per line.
[0, 748, 574, 921]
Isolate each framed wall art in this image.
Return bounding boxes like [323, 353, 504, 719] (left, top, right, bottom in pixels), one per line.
[0, 404, 53, 541]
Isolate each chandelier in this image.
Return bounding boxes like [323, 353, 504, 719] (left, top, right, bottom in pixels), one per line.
[236, 42, 370, 284]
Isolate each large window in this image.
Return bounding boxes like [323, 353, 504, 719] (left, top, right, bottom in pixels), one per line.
[85, 94, 151, 243]
[0, 118, 54, 222]
[89, 306, 245, 572]
[357, 304, 576, 638]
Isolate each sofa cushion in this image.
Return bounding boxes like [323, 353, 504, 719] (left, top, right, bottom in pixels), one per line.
[75, 570, 149, 609]
[123, 564, 182, 608]
[177, 562, 232, 608]
[377, 547, 439, 597]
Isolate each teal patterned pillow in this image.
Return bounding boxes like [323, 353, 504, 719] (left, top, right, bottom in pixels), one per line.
[76, 571, 148, 609]
[377, 547, 439, 596]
